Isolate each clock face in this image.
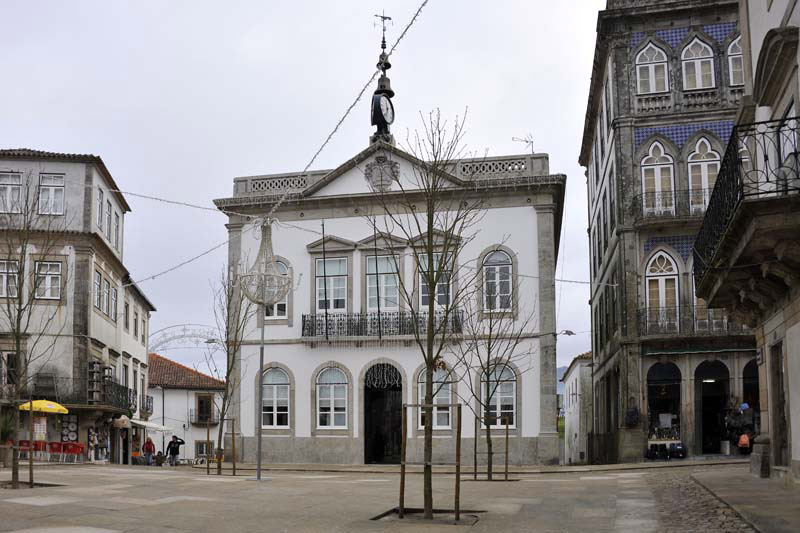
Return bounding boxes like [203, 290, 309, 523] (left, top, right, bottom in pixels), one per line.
[380, 95, 394, 125]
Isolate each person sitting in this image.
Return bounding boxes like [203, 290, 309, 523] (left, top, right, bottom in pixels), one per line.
[155, 451, 165, 467]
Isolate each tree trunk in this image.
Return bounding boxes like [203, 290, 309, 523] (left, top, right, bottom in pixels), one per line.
[485, 379, 493, 481]
[423, 362, 434, 519]
[216, 395, 227, 475]
[11, 404, 20, 488]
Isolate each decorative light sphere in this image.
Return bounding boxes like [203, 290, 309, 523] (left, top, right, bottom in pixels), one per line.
[240, 218, 291, 306]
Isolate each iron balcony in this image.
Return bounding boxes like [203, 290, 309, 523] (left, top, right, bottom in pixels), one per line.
[33, 377, 137, 413]
[140, 394, 154, 416]
[631, 188, 714, 223]
[189, 408, 220, 426]
[301, 310, 464, 339]
[637, 305, 750, 337]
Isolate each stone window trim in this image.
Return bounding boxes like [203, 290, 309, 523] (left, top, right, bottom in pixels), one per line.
[26, 254, 68, 306]
[680, 36, 717, 91]
[256, 255, 294, 328]
[359, 250, 407, 314]
[307, 237, 356, 315]
[411, 363, 459, 438]
[726, 35, 744, 87]
[476, 360, 522, 436]
[476, 244, 519, 320]
[310, 361, 354, 437]
[254, 362, 295, 437]
[634, 40, 671, 95]
[408, 247, 461, 313]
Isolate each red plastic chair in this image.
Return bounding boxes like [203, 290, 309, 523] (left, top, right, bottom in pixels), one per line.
[75, 442, 86, 463]
[62, 443, 81, 463]
[18, 440, 30, 460]
[33, 440, 48, 461]
[47, 442, 63, 463]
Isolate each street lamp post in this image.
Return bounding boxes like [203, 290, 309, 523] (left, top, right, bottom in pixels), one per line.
[239, 218, 291, 481]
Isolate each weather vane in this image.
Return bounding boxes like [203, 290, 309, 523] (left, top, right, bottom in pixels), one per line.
[374, 11, 392, 53]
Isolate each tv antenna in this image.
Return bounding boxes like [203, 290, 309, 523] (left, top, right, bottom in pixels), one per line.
[512, 134, 535, 155]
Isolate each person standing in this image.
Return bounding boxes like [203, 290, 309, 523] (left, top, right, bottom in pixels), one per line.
[166, 435, 185, 466]
[142, 437, 156, 466]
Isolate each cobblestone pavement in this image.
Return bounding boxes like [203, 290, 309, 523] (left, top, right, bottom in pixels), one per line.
[645, 467, 755, 532]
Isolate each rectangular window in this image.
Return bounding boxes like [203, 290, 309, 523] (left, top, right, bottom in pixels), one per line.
[102, 279, 110, 315]
[366, 255, 399, 311]
[197, 394, 213, 422]
[97, 188, 104, 229]
[609, 164, 616, 231]
[114, 212, 120, 249]
[315, 258, 347, 312]
[483, 378, 515, 428]
[729, 54, 744, 86]
[0, 173, 22, 214]
[38, 174, 64, 215]
[133, 369, 138, 394]
[419, 253, 451, 307]
[418, 378, 451, 429]
[265, 262, 289, 319]
[105, 200, 112, 236]
[124, 302, 130, 330]
[1, 352, 17, 386]
[141, 317, 146, 344]
[0, 261, 19, 298]
[34, 261, 61, 299]
[133, 311, 139, 338]
[122, 364, 128, 387]
[110, 288, 118, 322]
[93, 271, 102, 308]
[195, 440, 214, 458]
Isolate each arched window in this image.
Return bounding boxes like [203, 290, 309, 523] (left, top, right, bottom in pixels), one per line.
[316, 367, 347, 428]
[728, 36, 744, 86]
[688, 138, 720, 212]
[265, 261, 288, 319]
[483, 250, 513, 312]
[481, 366, 516, 428]
[641, 142, 675, 215]
[636, 43, 669, 94]
[645, 252, 679, 333]
[262, 368, 289, 428]
[682, 38, 715, 90]
[417, 368, 452, 429]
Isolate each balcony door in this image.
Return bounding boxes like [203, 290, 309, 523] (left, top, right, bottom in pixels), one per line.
[688, 138, 720, 213]
[645, 252, 679, 333]
[641, 142, 675, 216]
[197, 394, 213, 423]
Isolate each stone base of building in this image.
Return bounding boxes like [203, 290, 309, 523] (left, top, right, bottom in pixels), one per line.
[617, 426, 646, 463]
[750, 435, 771, 478]
[226, 435, 557, 465]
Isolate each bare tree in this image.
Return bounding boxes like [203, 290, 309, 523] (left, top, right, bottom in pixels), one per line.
[201, 266, 254, 475]
[361, 110, 487, 519]
[0, 170, 72, 488]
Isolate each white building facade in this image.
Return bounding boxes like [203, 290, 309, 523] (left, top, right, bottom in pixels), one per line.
[216, 138, 566, 465]
[562, 352, 592, 465]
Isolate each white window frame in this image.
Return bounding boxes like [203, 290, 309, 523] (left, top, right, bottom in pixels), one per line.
[97, 188, 104, 229]
[38, 174, 64, 215]
[636, 43, 669, 94]
[34, 261, 61, 300]
[366, 255, 400, 312]
[419, 253, 451, 308]
[110, 288, 118, 322]
[315, 257, 347, 313]
[728, 36, 744, 87]
[316, 367, 347, 429]
[688, 138, 720, 212]
[641, 141, 676, 215]
[133, 311, 139, 337]
[262, 368, 290, 428]
[0, 173, 22, 214]
[483, 250, 513, 312]
[105, 200, 112, 237]
[417, 369, 452, 430]
[102, 278, 110, 315]
[682, 38, 716, 90]
[93, 270, 102, 308]
[481, 366, 517, 429]
[124, 301, 130, 330]
[1, 351, 16, 386]
[114, 212, 120, 249]
[645, 251, 680, 330]
[0, 260, 19, 298]
[265, 261, 289, 319]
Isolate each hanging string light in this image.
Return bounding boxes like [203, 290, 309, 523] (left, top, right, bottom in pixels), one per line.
[240, 217, 292, 306]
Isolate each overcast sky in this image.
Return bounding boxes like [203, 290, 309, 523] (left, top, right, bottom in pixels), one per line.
[1, 0, 605, 369]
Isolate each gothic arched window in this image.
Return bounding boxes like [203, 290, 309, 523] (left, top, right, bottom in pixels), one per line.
[645, 252, 679, 333]
[682, 38, 715, 90]
[641, 142, 675, 215]
[688, 138, 720, 212]
[728, 36, 744, 86]
[636, 43, 669, 94]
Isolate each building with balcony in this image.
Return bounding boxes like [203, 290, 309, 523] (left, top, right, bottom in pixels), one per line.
[579, 0, 756, 463]
[213, 44, 566, 465]
[148, 353, 225, 461]
[0, 149, 155, 465]
[694, 0, 800, 482]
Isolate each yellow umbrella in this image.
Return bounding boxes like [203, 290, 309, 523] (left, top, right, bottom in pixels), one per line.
[18, 400, 69, 414]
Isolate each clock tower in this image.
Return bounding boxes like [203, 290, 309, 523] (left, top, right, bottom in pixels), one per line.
[370, 16, 395, 146]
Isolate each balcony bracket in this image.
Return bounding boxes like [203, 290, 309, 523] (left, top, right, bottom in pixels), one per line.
[761, 262, 799, 287]
[749, 275, 785, 301]
[774, 240, 800, 263]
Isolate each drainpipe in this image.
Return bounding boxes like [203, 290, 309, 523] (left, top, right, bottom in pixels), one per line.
[161, 386, 165, 452]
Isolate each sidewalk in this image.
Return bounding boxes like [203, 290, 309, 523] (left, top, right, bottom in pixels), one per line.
[192, 457, 748, 475]
[693, 467, 800, 533]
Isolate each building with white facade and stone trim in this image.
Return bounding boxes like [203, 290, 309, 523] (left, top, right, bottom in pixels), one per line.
[562, 352, 593, 465]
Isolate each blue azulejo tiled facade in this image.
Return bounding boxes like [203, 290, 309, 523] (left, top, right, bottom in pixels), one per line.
[634, 121, 734, 150]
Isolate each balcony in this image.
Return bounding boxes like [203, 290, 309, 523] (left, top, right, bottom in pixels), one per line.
[637, 305, 750, 337]
[301, 310, 464, 339]
[635, 93, 673, 114]
[632, 188, 713, 223]
[140, 395, 154, 416]
[33, 377, 136, 413]
[694, 117, 800, 312]
[190, 408, 220, 426]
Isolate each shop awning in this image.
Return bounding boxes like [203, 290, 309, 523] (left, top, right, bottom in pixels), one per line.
[131, 419, 173, 433]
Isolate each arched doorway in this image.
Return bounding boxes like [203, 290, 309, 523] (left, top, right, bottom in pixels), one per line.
[695, 360, 730, 454]
[364, 363, 402, 464]
[647, 362, 681, 442]
[742, 359, 760, 433]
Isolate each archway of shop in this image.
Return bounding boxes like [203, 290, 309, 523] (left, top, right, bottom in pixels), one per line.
[647, 362, 682, 443]
[742, 358, 760, 432]
[694, 360, 730, 454]
[364, 363, 402, 464]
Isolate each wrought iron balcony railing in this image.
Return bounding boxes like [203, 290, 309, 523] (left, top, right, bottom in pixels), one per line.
[637, 305, 750, 336]
[190, 408, 220, 425]
[301, 310, 464, 339]
[32, 377, 136, 412]
[140, 394, 154, 415]
[632, 188, 714, 222]
[694, 117, 800, 284]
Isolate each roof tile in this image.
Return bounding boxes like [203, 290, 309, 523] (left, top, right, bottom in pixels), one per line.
[148, 353, 225, 390]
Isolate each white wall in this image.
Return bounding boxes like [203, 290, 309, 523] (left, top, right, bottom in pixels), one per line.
[149, 387, 225, 460]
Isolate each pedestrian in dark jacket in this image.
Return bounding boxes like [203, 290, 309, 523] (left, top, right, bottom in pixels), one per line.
[166, 436, 185, 466]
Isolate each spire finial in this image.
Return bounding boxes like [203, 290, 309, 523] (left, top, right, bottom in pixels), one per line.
[374, 11, 393, 74]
